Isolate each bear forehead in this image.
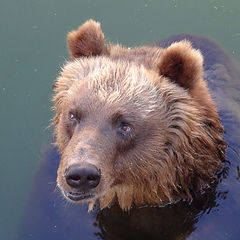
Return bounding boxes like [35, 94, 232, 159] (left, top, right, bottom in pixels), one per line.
[60, 56, 161, 116]
[61, 56, 155, 87]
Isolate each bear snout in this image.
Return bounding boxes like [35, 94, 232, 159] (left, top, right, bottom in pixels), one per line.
[65, 163, 101, 192]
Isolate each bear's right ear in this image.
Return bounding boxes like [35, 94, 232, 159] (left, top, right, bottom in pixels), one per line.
[67, 19, 108, 59]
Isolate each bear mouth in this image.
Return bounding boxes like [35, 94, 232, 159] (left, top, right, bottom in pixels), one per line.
[64, 191, 93, 201]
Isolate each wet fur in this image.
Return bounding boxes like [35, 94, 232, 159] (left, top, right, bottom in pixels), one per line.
[52, 20, 226, 211]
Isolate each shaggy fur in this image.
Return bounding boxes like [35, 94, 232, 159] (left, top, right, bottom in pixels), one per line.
[52, 19, 226, 211]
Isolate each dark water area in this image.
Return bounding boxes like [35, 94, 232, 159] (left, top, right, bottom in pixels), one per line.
[1, 0, 240, 240]
[18, 34, 240, 240]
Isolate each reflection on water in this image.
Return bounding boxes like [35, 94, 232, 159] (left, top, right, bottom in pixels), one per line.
[93, 172, 229, 240]
[18, 35, 240, 240]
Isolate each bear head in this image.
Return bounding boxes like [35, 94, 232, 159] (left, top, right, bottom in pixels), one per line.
[52, 20, 226, 211]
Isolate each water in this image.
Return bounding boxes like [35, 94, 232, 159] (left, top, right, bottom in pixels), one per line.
[0, 0, 239, 239]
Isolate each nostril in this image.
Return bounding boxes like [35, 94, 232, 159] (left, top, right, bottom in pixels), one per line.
[87, 175, 98, 181]
[66, 174, 82, 189]
[70, 174, 81, 181]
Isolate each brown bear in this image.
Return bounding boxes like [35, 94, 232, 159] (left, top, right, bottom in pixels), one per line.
[52, 19, 227, 211]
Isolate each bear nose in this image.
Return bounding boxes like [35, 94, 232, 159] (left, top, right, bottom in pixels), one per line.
[65, 164, 101, 191]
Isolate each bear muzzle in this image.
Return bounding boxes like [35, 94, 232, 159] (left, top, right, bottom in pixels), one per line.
[63, 163, 101, 201]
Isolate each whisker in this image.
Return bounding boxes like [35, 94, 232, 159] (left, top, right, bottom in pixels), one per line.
[48, 181, 57, 185]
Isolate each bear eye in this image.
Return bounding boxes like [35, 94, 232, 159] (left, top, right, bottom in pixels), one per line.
[68, 111, 78, 122]
[118, 122, 133, 136]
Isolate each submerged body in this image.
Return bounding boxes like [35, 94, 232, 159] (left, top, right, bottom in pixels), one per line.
[19, 31, 240, 240]
[53, 20, 226, 210]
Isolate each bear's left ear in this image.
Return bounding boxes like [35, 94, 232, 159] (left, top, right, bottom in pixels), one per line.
[158, 41, 203, 90]
[67, 19, 108, 59]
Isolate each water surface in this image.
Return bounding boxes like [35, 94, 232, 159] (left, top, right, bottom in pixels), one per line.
[0, 1, 240, 239]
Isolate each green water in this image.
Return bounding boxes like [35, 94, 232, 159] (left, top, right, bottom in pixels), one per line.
[0, 0, 240, 239]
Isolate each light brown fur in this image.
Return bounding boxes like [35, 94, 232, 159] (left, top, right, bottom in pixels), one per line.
[53, 19, 226, 211]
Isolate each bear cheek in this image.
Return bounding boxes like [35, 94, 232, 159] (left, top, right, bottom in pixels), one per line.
[55, 117, 72, 154]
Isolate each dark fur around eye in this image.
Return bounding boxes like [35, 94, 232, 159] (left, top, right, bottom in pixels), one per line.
[117, 121, 133, 137]
[65, 110, 81, 138]
[116, 121, 135, 153]
[68, 110, 81, 122]
[111, 113, 134, 137]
